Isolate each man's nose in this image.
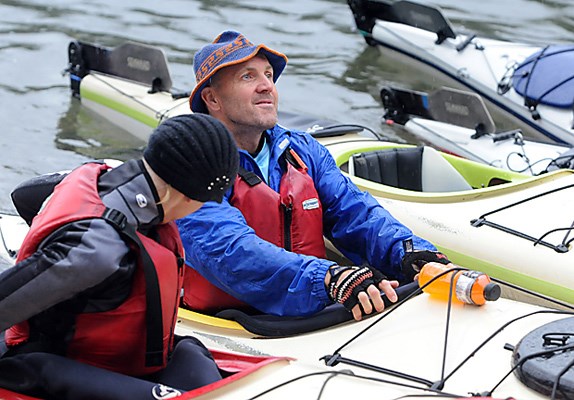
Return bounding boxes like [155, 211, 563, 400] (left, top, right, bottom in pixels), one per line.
[256, 75, 274, 92]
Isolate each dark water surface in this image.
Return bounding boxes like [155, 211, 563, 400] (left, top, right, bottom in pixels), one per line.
[1, 0, 572, 213]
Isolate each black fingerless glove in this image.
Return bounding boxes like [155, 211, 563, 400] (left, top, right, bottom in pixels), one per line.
[401, 250, 451, 282]
[328, 265, 387, 311]
[399, 239, 451, 282]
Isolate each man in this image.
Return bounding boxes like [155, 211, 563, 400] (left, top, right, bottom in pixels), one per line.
[177, 31, 451, 321]
[0, 114, 239, 399]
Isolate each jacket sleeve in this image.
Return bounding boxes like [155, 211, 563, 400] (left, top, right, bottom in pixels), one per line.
[177, 202, 334, 317]
[298, 136, 438, 281]
[0, 219, 132, 331]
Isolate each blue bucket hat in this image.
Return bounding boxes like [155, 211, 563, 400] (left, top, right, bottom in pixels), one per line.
[189, 30, 288, 114]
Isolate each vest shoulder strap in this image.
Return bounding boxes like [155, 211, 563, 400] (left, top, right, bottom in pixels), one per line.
[238, 166, 263, 187]
[101, 208, 164, 367]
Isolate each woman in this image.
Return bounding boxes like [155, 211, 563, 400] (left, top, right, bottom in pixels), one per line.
[0, 114, 239, 399]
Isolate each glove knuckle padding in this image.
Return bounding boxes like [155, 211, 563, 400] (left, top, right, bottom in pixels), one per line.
[328, 265, 387, 311]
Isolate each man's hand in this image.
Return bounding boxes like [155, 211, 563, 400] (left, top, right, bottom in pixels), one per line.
[326, 265, 399, 321]
[401, 250, 451, 282]
[350, 278, 399, 321]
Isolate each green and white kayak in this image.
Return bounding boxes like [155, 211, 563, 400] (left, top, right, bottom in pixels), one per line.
[323, 137, 574, 304]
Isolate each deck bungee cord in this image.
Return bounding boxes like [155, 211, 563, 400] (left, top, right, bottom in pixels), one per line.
[499, 141, 574, 174]
[500, 45, 574, 121]
[534, 224, 574, 250]
[245, 368, 464, 400]
[504, 151, 549, 175]
[471, 182, 574, 253]
[493, 129, 548, 175]
[173, 273, 574, 399]
[321, 269, 456, 391]
[317, 266, 574, 398]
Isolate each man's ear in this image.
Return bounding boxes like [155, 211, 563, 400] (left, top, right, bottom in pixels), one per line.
[201, 87, 220, 112]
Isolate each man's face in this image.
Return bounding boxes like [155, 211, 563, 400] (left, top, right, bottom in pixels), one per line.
[204, 54, 279, 134]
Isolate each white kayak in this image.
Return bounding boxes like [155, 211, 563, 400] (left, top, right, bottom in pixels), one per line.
[347, 0, 574, 146]
[0, 209, 574, 400]
[1, 212, 573, 399]
[322, 137, 574, 305]
[173, 287, 574, 400]
[379, 85, 572, 175]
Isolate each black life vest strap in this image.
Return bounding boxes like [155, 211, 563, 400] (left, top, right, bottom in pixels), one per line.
[237, 167, 263, 187]
[101, 208, 164, 367]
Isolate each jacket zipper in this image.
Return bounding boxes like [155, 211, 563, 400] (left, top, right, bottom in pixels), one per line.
[282, 202, 293, 252]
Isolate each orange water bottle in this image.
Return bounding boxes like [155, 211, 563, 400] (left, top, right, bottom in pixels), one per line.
[418, 263, 501, 305]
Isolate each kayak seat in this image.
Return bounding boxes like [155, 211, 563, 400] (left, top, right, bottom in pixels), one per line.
[348, 146, 472, 192]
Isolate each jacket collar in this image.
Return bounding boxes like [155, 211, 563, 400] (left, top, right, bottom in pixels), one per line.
[98, 159, 163, 231]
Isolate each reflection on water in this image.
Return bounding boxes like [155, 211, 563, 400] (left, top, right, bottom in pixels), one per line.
[0, 0, 572, 213]
[56, 99, 146, 161]
[339, 45, 444, 99]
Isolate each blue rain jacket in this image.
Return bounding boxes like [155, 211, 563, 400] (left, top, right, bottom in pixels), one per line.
[177, 125, 437, 316]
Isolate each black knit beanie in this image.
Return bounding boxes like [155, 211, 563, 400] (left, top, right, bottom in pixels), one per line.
[143, 114, 239, 203]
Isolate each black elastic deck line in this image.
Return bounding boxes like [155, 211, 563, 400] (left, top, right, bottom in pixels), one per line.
[324, 268, 464, 391]
[322, 269, 574, 396]
[471, 182, 574, 253]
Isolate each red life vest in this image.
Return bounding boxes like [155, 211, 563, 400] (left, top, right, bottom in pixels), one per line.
[183, 148, 325, 313]
[5, 163, 184, 376]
